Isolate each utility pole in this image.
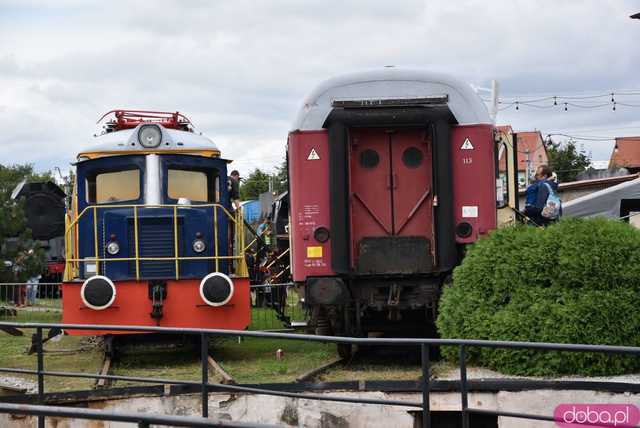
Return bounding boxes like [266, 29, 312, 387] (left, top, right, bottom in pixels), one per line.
[489, 80, 499, 122]
[525, 149, 531, 187]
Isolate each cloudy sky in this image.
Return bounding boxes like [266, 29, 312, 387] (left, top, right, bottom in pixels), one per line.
[2, 0, 640, 175]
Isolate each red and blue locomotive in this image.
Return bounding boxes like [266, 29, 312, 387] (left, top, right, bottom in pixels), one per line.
[287, 69, 513, 341]
[62, 110, 250, 334]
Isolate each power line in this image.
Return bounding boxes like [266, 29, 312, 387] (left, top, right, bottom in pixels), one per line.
[485, 89, 640, 101]
[546, 133, 616, 142]
[482, 89, 640, 112]
[496, 99, 639, 112]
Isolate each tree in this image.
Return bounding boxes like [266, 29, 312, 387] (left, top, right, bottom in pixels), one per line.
[273, 157, 288, 195]
[238, 157, 289, 200]
[546, 138, 591, 182]
[239, 169, 271, 200]
[437, 218, 640, 376]
[0, 164, 51, 282]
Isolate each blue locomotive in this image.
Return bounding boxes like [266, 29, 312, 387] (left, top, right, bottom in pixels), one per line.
[62, 110, 250, 333]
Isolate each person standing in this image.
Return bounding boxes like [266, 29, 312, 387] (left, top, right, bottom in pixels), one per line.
[523, 165, 561, 226]
[228, 170, 241, 211]
[227, 170, 242, 273]
[26, 275, 40, 306]
[12, 250, 31, 307]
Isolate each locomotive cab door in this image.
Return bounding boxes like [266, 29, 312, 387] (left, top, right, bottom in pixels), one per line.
[349, 128, 434, 275]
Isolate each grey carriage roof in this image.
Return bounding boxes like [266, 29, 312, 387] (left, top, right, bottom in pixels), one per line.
[85, 125, 219, 155]
[563, 176, 640, 219]
[291, 68, 492, 131]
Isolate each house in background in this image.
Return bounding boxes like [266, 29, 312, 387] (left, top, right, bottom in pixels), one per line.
[497, 126, 549, 189]
[609, 136, 640, 173]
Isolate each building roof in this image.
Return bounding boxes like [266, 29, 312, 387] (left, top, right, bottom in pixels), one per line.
[496, 127, 548, 173]
[496, 125, 513, 135]
[564, 175, 640, 219]
[514, 131, 547, 172]
[609, 136, 640, 169]
[496, 125, 513, 172]
[292, 68, 492, 131]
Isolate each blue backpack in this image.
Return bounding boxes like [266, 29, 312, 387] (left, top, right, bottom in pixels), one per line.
[541, 182, 561, 220]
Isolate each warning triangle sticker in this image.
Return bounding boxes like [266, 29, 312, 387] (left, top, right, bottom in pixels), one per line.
[461, 138, 474, 150]
[307, 148, 320, 160]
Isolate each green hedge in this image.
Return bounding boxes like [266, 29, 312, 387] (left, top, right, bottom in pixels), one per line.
[436, 217, 640, 376]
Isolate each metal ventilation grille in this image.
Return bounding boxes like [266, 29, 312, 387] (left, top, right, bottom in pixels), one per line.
[128, 217, 183, 278]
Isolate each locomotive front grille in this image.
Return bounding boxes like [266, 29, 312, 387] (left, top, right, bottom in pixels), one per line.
[128, 217, 183, 278]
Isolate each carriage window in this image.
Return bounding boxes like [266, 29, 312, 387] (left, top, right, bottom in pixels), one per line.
[402, 147, 423, 168]
[89, 169, 140, 203]
[168, 169, 208, 202]
[360, 149, 380, 169]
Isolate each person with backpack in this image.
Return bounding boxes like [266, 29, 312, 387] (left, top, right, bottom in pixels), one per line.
[523, 165, 562, 226]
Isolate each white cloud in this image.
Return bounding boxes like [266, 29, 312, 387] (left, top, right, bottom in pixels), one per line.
[1, 0, 639, 171]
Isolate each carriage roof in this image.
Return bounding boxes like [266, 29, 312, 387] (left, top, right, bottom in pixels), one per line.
[291, 68, 492, 131]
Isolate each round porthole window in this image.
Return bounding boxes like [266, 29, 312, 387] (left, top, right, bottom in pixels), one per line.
[360, 149, 380, 169]
[402, 147, 423, 168]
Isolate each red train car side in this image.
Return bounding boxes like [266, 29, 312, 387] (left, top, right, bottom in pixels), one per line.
[287, 69, 500, 342]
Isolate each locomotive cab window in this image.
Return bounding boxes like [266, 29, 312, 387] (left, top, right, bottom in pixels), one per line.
[167, 169, 218, 203]
[86, 169, 140, 204]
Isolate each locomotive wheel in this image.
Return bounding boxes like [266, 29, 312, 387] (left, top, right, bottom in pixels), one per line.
[337, 343, 353, 359]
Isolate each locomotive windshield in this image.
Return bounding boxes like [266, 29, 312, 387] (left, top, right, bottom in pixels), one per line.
[167, 169, 208, 202]
[87, 168, 140, 204]
[166, 167, 220, 203]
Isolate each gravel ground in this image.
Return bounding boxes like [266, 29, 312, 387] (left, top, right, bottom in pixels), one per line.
[0, 375, 36, 394]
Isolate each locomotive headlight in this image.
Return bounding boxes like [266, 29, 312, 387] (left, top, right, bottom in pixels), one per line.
[193, 239, 206, 253]
[199, 272, 234, 306]
[81, 275, 116, 310]
[138, 124, 162, 148]
[106, 241, 120, 255]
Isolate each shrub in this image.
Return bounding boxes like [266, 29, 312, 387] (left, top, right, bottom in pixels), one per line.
[436, 217, 640, 376]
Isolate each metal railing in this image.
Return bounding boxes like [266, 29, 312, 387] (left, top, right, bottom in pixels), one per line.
[1, 322, 639, 428]
[0, 283, 61, 316]
[249, 283, 306, 330]
[64, 203, 247, 281]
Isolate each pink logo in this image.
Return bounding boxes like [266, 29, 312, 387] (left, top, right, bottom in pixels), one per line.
[554, 404, 640, 427]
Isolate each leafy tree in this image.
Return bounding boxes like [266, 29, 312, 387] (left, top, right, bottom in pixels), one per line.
[239, 157, 289, 200]
[437, 218, 640, 376]
[273, 157, 288, 195]
[239, 168, 272, 200]
[546, 138, 591, 182]
[0, 164, 51, 282]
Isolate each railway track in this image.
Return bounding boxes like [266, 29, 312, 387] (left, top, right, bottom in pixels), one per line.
[94, 336, 114, 389]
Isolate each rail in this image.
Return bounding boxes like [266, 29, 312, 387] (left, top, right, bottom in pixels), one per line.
[64, 203, 247, 281]
[1, 322, 639, 428]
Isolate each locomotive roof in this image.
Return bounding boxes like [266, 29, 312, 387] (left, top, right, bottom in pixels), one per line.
[78, 124, 220, 160]
[292, 68, 492, 131]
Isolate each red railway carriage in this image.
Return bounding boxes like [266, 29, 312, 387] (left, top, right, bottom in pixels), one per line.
[287, 69, 500, 341]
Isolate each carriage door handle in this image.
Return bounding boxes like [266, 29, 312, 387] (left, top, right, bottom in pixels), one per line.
[386, 174, 392, 189]
[392, 174, 398, 189]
